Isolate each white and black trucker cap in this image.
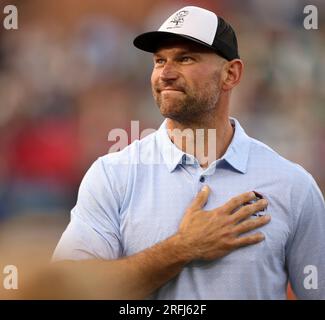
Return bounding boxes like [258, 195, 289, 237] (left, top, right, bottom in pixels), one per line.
[133, 6, 240, 61]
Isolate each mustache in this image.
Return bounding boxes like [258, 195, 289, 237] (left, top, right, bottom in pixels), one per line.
[154, 83, 186, 93]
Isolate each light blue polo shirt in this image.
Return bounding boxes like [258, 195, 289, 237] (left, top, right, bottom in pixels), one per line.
[53, 118, 325, 299]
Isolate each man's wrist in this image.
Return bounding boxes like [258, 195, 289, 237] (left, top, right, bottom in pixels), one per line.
[168, 233, 194, 265]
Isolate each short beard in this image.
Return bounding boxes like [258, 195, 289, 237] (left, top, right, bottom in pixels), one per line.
[153, 75, 221, 126]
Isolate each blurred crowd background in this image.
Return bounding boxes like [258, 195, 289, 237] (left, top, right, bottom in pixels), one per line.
[0, 0, 324, 299]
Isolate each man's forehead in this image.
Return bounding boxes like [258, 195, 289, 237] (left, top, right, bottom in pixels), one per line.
[153, 37, 216, 55]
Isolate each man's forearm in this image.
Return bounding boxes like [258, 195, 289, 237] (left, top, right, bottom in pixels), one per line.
[49, 234, 189, 299]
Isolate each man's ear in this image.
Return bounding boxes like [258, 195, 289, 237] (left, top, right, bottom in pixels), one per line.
[222, 59, 244, 91]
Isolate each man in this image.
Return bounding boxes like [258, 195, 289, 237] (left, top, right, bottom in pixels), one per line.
[53, 6, 325, 299]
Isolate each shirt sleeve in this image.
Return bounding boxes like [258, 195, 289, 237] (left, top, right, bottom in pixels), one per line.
[52, 157, 123, 261]
[286, 176, 325, 299]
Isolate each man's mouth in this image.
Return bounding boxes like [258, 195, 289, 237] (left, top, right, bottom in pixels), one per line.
[158, 87, 184, 93]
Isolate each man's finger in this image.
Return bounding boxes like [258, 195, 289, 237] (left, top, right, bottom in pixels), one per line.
[187, 185, 210, 211]
[231, 199, 268, 224]
[232, 232, 266, 248]
[221, 191, 257, 214]
[232, 214, 271, 235]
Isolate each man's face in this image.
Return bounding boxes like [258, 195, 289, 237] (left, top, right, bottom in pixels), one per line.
[151, 39, 226, 124]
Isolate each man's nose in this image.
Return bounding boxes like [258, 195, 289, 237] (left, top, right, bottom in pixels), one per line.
[159, 62, 179, 82]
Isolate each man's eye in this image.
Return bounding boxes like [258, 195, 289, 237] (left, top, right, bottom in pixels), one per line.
[155, 59, 165, 65]
[180, 56, 193, 63]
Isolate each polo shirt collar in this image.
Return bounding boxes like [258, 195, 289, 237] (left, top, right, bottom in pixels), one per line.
[221, 118, 251, 174]
[156, 119, 185, 172]
[156, 117, 251, 174]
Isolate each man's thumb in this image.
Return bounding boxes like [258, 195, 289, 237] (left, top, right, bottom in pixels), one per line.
[188, 185, 210, 211]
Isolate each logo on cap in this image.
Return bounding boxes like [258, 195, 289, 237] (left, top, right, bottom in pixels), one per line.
[167, 10, 189, 29]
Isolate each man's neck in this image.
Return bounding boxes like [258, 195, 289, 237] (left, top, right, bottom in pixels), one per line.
[166, 113, 234, 169]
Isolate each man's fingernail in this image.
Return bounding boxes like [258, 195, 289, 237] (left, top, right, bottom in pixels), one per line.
[202, 185, 209, 192]
[261, 199, 268, 205]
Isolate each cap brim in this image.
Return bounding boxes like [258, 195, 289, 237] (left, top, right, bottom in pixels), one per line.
[133, 31, 216, 54]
